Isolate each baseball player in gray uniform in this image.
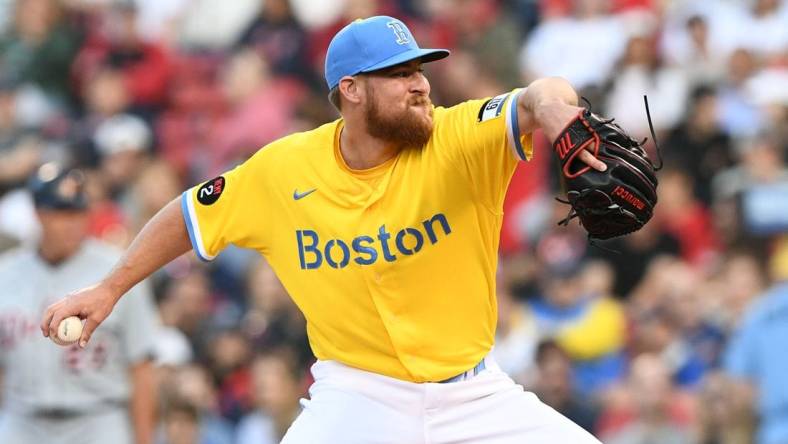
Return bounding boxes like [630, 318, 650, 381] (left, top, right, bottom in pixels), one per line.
[0, 164, 158, 444]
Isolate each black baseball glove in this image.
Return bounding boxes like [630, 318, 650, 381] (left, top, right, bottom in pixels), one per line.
[554, 97, 661, 240]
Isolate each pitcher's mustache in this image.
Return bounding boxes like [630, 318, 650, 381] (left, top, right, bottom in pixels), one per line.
[410, 97, 431, 107]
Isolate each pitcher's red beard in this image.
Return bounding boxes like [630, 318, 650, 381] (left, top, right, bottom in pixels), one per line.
[365, 89, 434, 149]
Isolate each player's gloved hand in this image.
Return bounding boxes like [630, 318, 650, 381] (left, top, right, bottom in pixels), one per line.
[550, 98, 660, 240]
[40, 283, 118, 348]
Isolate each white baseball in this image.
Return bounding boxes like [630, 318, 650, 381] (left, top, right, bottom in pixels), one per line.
[54, 316, 83, 345]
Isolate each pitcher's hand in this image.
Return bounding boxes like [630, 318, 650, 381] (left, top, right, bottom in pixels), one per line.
[534, 100, 607, 172]
[41, 283, 117, 348]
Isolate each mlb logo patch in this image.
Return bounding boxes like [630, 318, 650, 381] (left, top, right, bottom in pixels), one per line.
[197, 176, 225, 205]
[477, 92, 509, 122]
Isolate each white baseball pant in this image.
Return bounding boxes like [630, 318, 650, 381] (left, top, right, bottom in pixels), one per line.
[281, 355, 601, 444]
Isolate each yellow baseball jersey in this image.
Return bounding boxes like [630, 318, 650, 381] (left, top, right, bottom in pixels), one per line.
[182, 89, 532, 382]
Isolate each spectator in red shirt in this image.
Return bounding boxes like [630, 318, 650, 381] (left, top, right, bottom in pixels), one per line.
[72, 2, 172, 114]
[208, 49, 303, 175]
[656, 167, 720, 267]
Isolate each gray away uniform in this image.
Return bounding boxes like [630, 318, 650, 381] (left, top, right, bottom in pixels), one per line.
[0, 239, 158, 444]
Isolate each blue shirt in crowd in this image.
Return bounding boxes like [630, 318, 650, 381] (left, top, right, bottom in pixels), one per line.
[725, 282, 788, 444]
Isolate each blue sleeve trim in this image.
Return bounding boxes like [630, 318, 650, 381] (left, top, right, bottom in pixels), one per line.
[509, 90, 527, 160]
[180, 190, 211, 262]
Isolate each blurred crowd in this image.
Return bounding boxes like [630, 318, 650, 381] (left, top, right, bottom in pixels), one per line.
[0, 0, 786, 443]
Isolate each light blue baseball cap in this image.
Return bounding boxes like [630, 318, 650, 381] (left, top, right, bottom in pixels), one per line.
[324, 16, 450, 90]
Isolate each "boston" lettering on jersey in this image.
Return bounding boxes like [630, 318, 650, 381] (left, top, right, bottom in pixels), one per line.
[296, 213, 452, 269]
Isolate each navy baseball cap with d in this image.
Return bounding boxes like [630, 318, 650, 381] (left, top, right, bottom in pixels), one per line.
[29, 163, 88, 210]
[325, 16, 450, 90]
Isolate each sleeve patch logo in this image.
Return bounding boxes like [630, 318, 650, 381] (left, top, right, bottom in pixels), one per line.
[477, 92, 509, 122]
[197, 176, 225, 205]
